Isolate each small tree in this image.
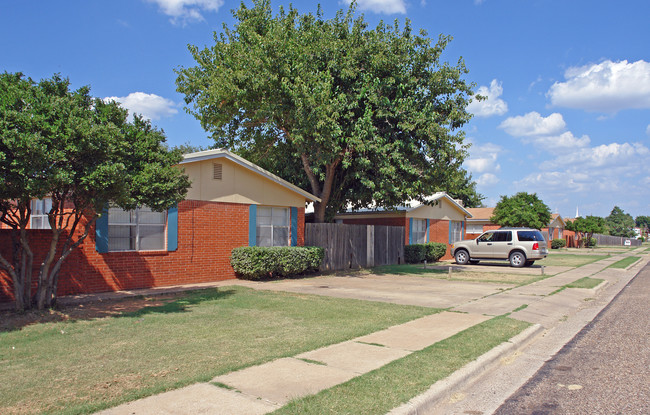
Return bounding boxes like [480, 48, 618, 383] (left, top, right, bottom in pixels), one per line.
[0, 73, 191, 310]
[635, 215, 650, 239]
[490, 192, 551, 229]
[566, 216, 606, 248]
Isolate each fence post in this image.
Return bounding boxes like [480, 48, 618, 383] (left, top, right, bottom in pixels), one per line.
[367, 225, 375, 268]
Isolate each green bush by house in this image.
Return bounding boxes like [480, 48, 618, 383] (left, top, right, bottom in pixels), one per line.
[230, 246, 324, 280]
[551, 239, 567, 249]
[405, 242, 447, 264]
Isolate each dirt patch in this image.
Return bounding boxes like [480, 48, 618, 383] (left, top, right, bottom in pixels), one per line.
[0, 294, 181, 332]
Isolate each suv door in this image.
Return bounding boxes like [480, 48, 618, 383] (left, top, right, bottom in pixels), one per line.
[490, 231, 513, 258]
[474, 231, 496, 258]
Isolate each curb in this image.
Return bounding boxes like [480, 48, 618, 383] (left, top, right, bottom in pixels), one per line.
[387, 323, 545, 415]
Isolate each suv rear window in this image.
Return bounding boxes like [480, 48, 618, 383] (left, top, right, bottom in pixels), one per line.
[517, 230, 545, 241]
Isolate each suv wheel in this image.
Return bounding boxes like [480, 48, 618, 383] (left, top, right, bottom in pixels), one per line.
[509, 251, 526, 268]
[455, 249, 470, 265]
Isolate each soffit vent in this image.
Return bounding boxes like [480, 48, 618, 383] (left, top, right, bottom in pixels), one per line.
[213, 163, 223, 180]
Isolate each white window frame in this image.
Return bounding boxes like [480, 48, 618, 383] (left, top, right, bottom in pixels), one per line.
[256, 207, 290, 247]
[450, 221, 464, 243]
[411, 219, 427, 244]
[107, 206, 167, 252]
[30, 198, 52, 229]
[466, 223, 484, 234]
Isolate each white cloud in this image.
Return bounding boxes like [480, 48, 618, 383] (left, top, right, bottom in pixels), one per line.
[541, 142, 650, 171]
[145, 0, 224, 24]
[104, 92, 178, 121]
[467, 79, 508, 118]
[341, 0, 406, 14]
[548, 60, 650, 113]
[476, 173, 499, 186]
[499, 112, 565, 137]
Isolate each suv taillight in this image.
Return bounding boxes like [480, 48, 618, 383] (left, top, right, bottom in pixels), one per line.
[532, 242, 539, 251]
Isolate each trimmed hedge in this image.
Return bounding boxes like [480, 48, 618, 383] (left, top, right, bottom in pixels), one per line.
[551, 238, 566, 249]
[405, 242, 448, 264]
[230, 246, 324, 280]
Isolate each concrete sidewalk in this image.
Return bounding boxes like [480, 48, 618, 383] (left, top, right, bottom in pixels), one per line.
[93, 248, 647, 415]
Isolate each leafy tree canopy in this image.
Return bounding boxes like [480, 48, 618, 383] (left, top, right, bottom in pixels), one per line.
[490, 192, 551, 229]
[566, 215, 606, 247]
[605, 206, 635, 238]
[635, 215, 650, 228]
[0, 72, 190, 310]
[176, 0, 479, 222]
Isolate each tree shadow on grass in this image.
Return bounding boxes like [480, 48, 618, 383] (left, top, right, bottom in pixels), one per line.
[0, 287, 237, 332]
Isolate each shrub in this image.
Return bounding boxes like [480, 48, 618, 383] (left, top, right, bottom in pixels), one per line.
[585, 237, 597, 247]
[551, 239, 566, 249]
[230, 246, 324, 280]
[405, 242, 447, 263]
[404, 244, 426, 263]
[424, 242, 447, 262]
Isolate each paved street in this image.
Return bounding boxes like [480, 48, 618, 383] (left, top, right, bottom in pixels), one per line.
[493, 263, 650, 415]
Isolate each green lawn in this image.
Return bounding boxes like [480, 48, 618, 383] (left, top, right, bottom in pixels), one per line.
[272, 316, 530, 415]
[607, 256, 641, 269]
[0, 287, 438, 415]
[542, 253, 607, 267]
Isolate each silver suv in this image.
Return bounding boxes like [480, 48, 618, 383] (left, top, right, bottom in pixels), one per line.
[451, 228, 548, 267]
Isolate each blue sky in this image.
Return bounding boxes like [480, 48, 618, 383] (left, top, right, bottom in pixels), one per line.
[2, 0, 649, 219]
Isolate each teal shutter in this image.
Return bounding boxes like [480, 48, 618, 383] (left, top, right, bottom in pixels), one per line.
[448, 221, 452, 244]
[167, 206, 178, 251]
[408, 218, 413, 245]
[290, 207, 298, 246]
[249, 205, 257, 246]
[95, 206, 109, 253]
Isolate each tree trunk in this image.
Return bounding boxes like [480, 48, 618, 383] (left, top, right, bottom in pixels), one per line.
[300, 153, 342, 223]
[36, 229, 61, 310]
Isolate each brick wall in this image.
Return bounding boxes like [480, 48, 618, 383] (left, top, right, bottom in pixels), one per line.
[0, 200, 254, 303]
[428, 219, 453, 260]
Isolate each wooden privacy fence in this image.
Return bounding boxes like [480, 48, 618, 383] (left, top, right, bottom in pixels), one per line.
[593, 233, 642, 247]
[305, 223, 405, 271]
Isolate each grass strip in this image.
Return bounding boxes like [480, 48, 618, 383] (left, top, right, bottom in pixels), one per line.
[370, 264, 545, 286]
[607, 256, 641, 269]
[0, 286, 438, 415]
[271, 315, 530, 415]
[565, 277, 604, 289]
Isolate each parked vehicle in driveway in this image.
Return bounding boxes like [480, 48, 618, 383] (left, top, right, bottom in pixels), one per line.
[451, 228, 548, 267]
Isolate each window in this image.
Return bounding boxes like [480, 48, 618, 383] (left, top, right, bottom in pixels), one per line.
[450, 221, 464, 243]
[108, 206, 166, 251]
[517, 230, 545, 242]
[466, 223, 484, 234]
[31, 198, 52, 229]
[256, 207, 289, 247]
[492, 231, 512, 242]
[411, 219, 426, 244]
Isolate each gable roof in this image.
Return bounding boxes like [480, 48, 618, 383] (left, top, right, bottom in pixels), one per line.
[466, 207, 495, 221]
[180, 149, 320, 203]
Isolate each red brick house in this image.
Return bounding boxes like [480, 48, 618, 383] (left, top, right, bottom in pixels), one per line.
[333, 193, 472, 260]
[0, 149, 319, 304]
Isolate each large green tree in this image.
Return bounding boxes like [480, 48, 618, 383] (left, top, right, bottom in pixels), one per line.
[490, 192, 551, 229]
[0, 73, 190, 310]
[566, 216, 606, 247]
[176, 0, 478, 222]
[605, 206, 635, 237]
